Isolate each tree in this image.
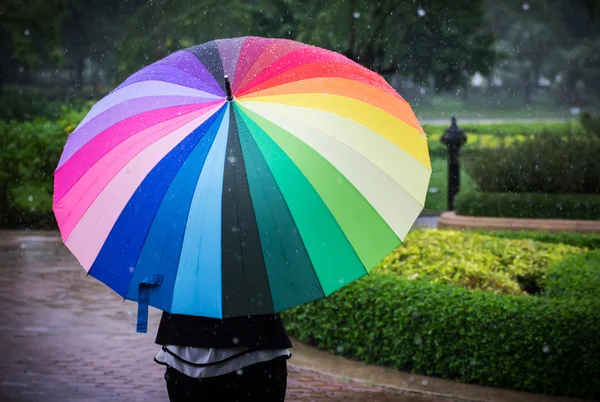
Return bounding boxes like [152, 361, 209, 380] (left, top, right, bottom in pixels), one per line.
[251, 0, 497, 91]
[505, 21, 556, 104]
[0, 0, 67, 89]
[485, 0, 600, 106]
[115, 0, 496, 92]
[116, 0, 254, 82]
[60, 0, 146, 91]
[556, 0, 600, 105]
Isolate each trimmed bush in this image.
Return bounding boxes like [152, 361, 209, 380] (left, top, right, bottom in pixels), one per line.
[543, 251, 600, 300]
[580, 112, 600, 140]
[424, 121, 572, 157]
[464, 129, 600, 194]
[376, 230, 584, 295]
[0, 105, 88, 228]
[472, 230, 600, 250]
[455, 192, 600, 220]
[282, 273, 600, 399]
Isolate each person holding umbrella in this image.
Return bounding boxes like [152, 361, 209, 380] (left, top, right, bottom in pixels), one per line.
[53, 37, 430, 402]
[154, 312, 291, 401]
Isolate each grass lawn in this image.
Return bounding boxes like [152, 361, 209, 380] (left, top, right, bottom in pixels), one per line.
[423, 156, 477, 215]
[412, 95, 574, 120]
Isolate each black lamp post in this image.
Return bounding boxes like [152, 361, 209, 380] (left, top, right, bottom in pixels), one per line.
[441, 116, 467, 211]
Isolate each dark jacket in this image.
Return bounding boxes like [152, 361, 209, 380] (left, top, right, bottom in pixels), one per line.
[155, 312, 292, 350]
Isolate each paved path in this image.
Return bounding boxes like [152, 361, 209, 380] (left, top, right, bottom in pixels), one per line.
[411, 216, 439, 230]
[0, 232, 449, 402]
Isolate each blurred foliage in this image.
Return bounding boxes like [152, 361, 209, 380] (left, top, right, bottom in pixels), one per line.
[424, 121, 572, 156]
[0, 87, 93, 121]
[580, 111, 600, 139]
[468, 229, 600, 249]
[543, 250, 600, 301]
[486, 0, 600, 106]
[375, 229, 583, 295]
[455, 192, 600, 220]
[424, 122, 577, 215]
[0, 0, 67, 69]
[116, 0, 496, 91]
[283, 252, 600, 398]
[116, 0, 254, 82]
[3, 0, 600, 112]
[0, 104, 89, 228]
[59, 0, 147, 90]
[465, 127, 600, 193]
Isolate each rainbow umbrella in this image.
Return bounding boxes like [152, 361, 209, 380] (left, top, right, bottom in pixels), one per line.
[53, 37, 431, 332]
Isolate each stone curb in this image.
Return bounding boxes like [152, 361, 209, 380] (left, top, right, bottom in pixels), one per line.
[437, 212, 600, 233]
[288, 339, 586, 402]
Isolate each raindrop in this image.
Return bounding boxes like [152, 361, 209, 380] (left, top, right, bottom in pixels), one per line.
[353, 11, 361, 19]
[232, 337, 240, 344]
[129, 266, 135, 273]
[542, 345, 550, 353]
[24, 29, 30, 36]
[227, 155, 237, 164]
[417, 8, 426, 17]
[522, 2, 530, 10]
[27, 195, 33, 202]
[236, 369, 243, 375]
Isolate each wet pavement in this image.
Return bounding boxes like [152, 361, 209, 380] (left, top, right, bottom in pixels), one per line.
[0, 231, 450, 402]
[411, 216, 439, 230]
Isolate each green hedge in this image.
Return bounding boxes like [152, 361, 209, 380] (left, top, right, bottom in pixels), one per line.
[0, 87, 94, 121]
[455, 192, 600, 220]
[0, 106, 88, 228]
[424, 121, 572, 157]
[580, 112, 600, 140]
[543, 251, 600, 301]
[473, 230, 600, 250]
[376, 229, 583, 295]
[282, 273, 600, 399]
[464, 128, 600, 194]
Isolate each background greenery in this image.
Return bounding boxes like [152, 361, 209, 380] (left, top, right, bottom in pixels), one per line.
[375, 230, 585, 295]
[2, 0, 600, 116]
[282, 233, 600, 399]
[1, 1, 599, 397]
[0, 104, 89, 228]
[455, 192, 600, 220]
[423, 119, 600, 217]
[1, 109, 596, 225]
[464, 128, 600, 194]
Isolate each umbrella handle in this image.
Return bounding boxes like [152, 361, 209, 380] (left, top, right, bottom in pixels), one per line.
[136, 274, 164, 333]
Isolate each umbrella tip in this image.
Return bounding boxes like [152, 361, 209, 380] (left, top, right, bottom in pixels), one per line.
[224, 75, 233, 102]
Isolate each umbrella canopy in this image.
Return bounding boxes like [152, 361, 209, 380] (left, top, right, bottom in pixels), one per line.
[53, 37, 431, 332]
